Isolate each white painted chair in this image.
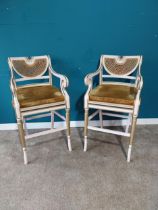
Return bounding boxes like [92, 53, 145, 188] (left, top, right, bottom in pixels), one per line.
[8, 55, 72, 164]
[84, 55, 143, 162]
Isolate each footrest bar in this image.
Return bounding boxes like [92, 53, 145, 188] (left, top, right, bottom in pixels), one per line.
[88, 126, 130, 137]
[25, 127, 66, 139]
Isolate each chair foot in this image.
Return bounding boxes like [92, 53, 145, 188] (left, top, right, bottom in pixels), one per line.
[84, 136, 87, 152]
[127, 145, 132, 162]
[67, 136, 72, 151]
[23, 147, 28, 165]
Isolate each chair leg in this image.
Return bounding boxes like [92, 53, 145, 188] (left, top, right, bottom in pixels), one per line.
[17, 118, 28, 165]
[99, 110, 103, 128]
[66, 109, 72, 151]
[23, 118, 28, 135]
[127, 115, 137, 162]
[84, 109, 88, 152]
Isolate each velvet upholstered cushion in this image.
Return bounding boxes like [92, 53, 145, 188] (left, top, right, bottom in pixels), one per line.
[17, 85, 65, 108]
[89, 84, 137, 105]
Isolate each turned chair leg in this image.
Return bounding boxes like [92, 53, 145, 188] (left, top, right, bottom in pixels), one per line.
[127, 115, 137, 162]
[17, 118, 28, 165]
[84, 109, 88, 152]
[66, 109, 72, 151]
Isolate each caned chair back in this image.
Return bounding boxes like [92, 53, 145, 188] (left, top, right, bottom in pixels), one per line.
[8, 55, 51, 88]
[9, 56, 49, 78]
[100, 55, 142, 86]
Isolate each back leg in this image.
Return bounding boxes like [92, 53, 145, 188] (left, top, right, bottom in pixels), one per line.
[66, 109, 72, 151]
[17, 118, 28, 165]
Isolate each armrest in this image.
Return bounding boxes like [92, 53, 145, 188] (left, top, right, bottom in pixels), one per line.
[134, 75, 143, 115]
[49, 66, 69, 88]
[136, 75, 143, 90]
[10, 78, 21, 117]
[84, 65, 102, 86]
[84, 65, 102, 109]
[48, 65, 70, 109]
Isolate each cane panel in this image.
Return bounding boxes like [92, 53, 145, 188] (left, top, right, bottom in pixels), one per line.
[10, 56, 48, 78]
[103, 56, 139, 76]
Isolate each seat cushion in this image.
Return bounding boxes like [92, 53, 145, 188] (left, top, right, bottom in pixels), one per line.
[17, 85, 65, 108]
[89, 84, 137, 105]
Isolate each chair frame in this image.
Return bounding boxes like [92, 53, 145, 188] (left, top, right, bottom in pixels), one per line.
[84, 55, 143, 162]
[8, 55, 72, 164]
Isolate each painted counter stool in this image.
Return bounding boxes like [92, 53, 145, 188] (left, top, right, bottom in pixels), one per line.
[84, 55, 143, 162]
[8, 55, 72, 164]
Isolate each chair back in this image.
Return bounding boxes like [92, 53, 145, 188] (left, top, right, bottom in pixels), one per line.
[8, 55, 51, 88]
[100, 55, 142, 86]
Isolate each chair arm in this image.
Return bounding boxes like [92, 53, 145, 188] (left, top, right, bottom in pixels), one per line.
[84, 66, 102, 86]
[135, 75, 143, 100]
[134, 75, 143, 115]
[84, 65, 102, 109]
[10, 78, 17, 100]
[49, 66, 69, 88]
[49, 65, 70, 109]
[10, 78, 21, 117]
[137, 75, 143, 90]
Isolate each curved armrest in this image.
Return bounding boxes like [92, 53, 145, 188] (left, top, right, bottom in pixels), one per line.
[47, 55, 70, 108]
[137, 75, 143, 90]
[84, 64, 102, 108]
[84, 65, 102, 86]
[48, 65, 70, 108]
[10, 77, 16, 94]
[49, 66, 69, 88]
[10, 78, 21, 117]
[134, 75, 143, 115]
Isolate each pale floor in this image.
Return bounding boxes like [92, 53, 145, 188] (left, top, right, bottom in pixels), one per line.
[0, 125, 158, 210]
